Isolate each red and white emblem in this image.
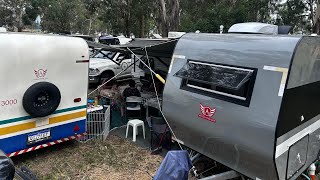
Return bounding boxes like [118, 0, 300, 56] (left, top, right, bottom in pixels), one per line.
[198, 103, 216, 123]
[34, 69, 47, 78]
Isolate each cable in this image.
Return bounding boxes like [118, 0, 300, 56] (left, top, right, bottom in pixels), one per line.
[144, 47, 184, 151]
[88, 61, 135, 96]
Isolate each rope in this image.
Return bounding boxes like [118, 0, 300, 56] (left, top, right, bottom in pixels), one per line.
[88, 61, 135, 96]
[144, 47, 184, 151]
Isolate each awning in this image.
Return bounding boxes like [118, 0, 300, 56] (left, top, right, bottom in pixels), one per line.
[86, 38, 178, 58]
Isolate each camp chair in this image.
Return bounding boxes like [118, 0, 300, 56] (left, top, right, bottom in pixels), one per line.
[147, 116, 171, 151]
[125, 96, 142, 120]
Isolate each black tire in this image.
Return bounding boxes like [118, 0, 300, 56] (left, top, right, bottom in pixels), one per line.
[23, 82, 61, 118]
[99, 71, 114, 84]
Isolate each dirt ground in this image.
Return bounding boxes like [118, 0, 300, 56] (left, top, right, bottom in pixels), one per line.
[12, 135, 163, 180]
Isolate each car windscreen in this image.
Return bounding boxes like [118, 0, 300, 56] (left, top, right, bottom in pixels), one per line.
[92, 50, 115, 59]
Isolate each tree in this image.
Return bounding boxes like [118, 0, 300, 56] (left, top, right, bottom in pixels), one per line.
[83, 0, 106, 34]
[275, 0, 312, 34]
[27, 0, 87, 33]
[157, 0, 180, 37]
[23, 0, 41, 27]
[130, 0, 156, 37]
[310, 0, 320, 34]
[99, 0, 156, 37]
[0, 0, 31, 31]
[180, 0, 274, 33]
[0, 3, 14, 28]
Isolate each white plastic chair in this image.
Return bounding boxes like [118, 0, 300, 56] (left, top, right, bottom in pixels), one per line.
[126, 119, 145, 142]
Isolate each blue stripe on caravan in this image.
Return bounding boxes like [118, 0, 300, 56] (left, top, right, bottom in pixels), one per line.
[0, 105, 87, 125]
[0, 119, 86, 154]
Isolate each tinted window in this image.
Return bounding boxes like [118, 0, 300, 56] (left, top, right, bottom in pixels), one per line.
[175, 60, 257, 106]
[175, 61, 252, 90]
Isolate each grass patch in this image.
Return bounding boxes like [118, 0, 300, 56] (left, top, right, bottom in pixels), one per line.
[13, 135, 162, 180]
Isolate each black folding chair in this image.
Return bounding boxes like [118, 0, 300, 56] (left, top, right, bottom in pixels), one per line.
[147, 116, 171, 151]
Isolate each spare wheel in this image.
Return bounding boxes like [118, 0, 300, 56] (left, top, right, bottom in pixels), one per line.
[23, 82, 61, 117]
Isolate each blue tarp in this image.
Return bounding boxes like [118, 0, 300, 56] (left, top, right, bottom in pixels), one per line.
[153, 150, 192, 180]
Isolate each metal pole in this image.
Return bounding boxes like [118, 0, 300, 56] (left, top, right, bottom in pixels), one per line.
[133, 55, 136, 72]
[126, 47, 166, 84]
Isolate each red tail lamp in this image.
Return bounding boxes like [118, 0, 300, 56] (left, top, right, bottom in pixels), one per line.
[74, 98, 81, 103]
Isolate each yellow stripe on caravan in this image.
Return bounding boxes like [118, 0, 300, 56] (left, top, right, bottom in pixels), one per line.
[49, 110, 86, 124]
[0, 122, 35, 136]
[0, 110, 86, 136]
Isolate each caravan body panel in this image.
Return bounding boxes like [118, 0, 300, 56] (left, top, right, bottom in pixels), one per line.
[0, 34, 89, 154]
[163, 33, 311, 179]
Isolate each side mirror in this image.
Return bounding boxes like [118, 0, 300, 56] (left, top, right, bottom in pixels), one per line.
[0, 150, 15, 180]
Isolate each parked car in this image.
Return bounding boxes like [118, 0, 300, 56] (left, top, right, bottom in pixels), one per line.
[89, 49, 141, 85]
[99, 36, 120, 45]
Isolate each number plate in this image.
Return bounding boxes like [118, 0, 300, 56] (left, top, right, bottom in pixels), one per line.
[27, 129, 51, 145]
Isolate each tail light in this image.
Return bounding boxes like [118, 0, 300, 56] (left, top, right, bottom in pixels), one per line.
[74, 98, 81, 103]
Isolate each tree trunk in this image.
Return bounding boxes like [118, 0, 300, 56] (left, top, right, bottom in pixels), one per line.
[313, 2, 320, 34]
[17, 8, 24, 32]
[125, 16, 130, 37]
[158, 0, 180, 37]
[125, 0, 131, 37]
[158, 0, 168, 36]
[139, 15, 145, 38]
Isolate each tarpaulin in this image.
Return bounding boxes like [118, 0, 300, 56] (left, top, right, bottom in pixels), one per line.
[153, 150, 192, 180]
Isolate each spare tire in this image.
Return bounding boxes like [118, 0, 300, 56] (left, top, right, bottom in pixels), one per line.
[23, 82, 61, 118]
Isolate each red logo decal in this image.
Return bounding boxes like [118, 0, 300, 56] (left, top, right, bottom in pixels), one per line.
[198, 103, 216, 123]
[73, 124, 80, 132]
[34, 69, 47, 78]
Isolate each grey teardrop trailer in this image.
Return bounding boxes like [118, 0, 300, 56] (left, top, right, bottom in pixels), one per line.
[163, 33, 320, 180]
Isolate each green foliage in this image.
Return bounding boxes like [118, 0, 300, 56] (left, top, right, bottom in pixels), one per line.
[0, 0, 318, 35]
[276, 0, 311, 33]
[180, 0, 272, 33]
[38, 0, 86, 33]
[98, 0, 156, 37]
[0, 6, 13, 27]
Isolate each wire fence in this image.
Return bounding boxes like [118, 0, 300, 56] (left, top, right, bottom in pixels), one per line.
[79, 105, 111, 142]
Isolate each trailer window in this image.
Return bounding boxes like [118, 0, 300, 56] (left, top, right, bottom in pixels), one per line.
[287, 37, 320, 88]
[175, 61, 256, 106]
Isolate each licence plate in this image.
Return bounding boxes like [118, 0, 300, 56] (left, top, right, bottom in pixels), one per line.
[27, 129, 51, 145]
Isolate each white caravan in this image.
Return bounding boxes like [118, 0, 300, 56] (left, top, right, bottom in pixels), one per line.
[0, 33, 89, 156]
